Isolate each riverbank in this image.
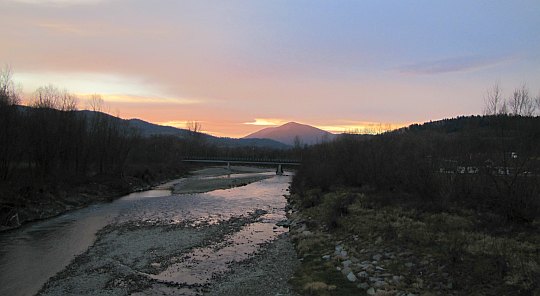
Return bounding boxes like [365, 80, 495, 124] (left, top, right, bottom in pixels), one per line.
[30, 167, 299, 296]
[286, 189, 540, 295]
[0, 164, 272, 232]
[0, 165, 195, 232]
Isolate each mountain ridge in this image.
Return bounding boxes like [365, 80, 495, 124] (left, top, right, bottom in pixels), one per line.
[244, 121, 336, 146]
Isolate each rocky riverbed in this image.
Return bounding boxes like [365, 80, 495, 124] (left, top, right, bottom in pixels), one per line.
[1, 166, 300, 296]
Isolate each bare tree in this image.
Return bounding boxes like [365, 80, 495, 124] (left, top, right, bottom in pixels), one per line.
[535, 92, 540, 116]
[0, 65, 21, 180]
[483, 84, 503, 115]
[61, 92, 78, 111]
[88, 94, 104, 112]
[293, 135, 303, 149]
[508, 84, 534, 116]
[186, 121, 201, 134]
[31, 84, 78, 111]
[0, 65, 21, 106]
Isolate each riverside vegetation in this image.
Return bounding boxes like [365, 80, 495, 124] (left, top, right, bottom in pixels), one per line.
[0, 68, 293, 230]
[288, 114, 540, 295]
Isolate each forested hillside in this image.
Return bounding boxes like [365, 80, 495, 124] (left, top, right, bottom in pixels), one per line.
[288, 115, 540, 295]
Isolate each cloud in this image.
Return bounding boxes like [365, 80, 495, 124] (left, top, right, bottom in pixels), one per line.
[155, 120, 190, 129]
[79, 94, 201, 105]
[14, 71, 169, 97]
[8, 0, 105, 6]
[243, 118, 288, 126]
[37, 22, 86, 35]
[397, 55, 515, 75]
[315, 121, 410, 134]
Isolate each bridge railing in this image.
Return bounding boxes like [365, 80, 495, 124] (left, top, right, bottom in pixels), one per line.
[182, 156, 301, 164]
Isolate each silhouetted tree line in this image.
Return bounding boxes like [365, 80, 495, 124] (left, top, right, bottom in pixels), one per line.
[0, 68, 297, 227]
[1, 66, 300, 180]
[292, 115, 540, 224]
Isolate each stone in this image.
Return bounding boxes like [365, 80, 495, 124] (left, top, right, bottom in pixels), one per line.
[342, 260, 352, 267]
[357, 282, 370, 290]
[372, 254, 382, 261]
[374, 280, 387, 288]
[276, 220, 291, 227]
[301, 230, 312, 237]
[358, 263, 371, 270]
[369, 277, 383, 283]
[340, 250, 348, 258]
[346, 272, 357, 282]
[341, 267, 352, 275]
[367, 287, 376, 295]
[405, 262, 414, 268]
[357, 271, 368, 278]
[322, 255, 331, 260]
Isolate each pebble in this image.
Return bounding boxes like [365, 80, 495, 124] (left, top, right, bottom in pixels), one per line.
[342, 260, 352, 267]
[405, 262, 414, 268]
[322, 255, 331, 260]
[357, 282, 370, 290]
[341, 267, 352, 275]
[357, 271, 368, 278]
[374, 280, 386, 288]
[369, 277, 383, 283]
[301, 230, 312, 237]
[276, 220, 291, 227]
[372, 254, 382, 261]
[346, 272, 357, 282]
[367, 287, 376, 295]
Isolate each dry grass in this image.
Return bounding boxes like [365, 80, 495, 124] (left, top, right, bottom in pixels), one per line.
[290, 190, 540, 295]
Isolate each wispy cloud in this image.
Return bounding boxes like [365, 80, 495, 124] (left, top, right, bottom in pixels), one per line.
[38, 22, 86, 35]
[243, 118, 288, 126]
[78, 94, 201, 105]
[155, 120, 190, 129]
[315, 121, 410, 134]
[397, 55, 516, 75]
[9, 0, 105, 6]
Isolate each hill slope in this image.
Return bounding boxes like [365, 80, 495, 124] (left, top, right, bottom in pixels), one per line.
[244, 122, 335, 146]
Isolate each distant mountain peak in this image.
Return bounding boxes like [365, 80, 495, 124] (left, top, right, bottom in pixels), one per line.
[243, 121, 335, 146]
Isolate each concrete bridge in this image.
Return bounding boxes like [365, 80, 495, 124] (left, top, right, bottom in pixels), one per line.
[182, 157, 301, 175]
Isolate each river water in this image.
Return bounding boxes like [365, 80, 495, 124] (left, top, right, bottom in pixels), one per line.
[0, 170, 290, 296]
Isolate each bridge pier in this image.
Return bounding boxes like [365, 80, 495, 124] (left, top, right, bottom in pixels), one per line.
[276, 164, 283, 175]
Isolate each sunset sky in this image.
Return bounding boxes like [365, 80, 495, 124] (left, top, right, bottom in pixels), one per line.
[1, 1, 539, 137]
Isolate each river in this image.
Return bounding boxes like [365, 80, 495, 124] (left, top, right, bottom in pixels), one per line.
[0, 168, 295, 296]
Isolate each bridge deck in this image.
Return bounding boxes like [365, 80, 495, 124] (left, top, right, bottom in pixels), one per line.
[182, 159, 301, 165]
